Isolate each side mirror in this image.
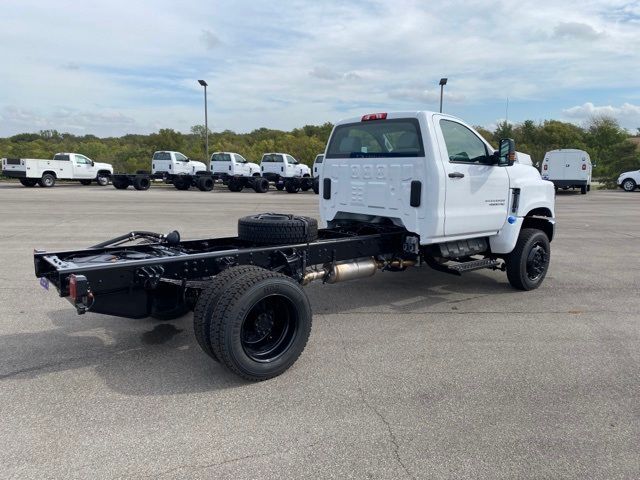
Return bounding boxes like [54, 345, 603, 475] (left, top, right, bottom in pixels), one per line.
[497, 138, 516, 166]
[91, 160, 95, 166]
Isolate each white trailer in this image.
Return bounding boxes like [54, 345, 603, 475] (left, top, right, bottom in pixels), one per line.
[541, 149, 592, 194]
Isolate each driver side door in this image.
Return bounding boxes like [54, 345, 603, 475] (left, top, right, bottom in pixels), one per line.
[434, 116, 510, 237]
[73, 154, 94, 179]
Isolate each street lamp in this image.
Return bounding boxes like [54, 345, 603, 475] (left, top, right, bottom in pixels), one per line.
[197, 79, 209, 161]
[439, 78, 448, 113]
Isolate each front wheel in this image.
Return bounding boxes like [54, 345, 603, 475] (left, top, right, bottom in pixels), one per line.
[622, 179, 636, 192]
[505, 228, 550, 291]
[96, 174, 110, 186]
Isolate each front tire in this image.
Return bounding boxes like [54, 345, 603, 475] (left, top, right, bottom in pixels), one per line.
[202, 267, 312, 381]
[622, 179, 636, 192]
[505, 228, 550, 291]
[96, 174, 110, 186]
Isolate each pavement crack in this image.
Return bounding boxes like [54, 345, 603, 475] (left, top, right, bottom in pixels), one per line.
[148, 440, 323, 479]
[331, 319, 415, 480]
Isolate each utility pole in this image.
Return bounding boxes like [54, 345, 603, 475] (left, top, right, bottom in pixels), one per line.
[198, 79, 209, 161]
[439, 78, 448, 113]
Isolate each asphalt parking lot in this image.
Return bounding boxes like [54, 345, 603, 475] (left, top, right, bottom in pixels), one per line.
[1, 183, 638, 479]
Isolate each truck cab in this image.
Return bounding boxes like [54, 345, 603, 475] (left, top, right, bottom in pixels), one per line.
[321, 111, 555, 256]
[260, 153, 312, 182]
[209, 152, 260, 178]
[312, 154, 324, 178]
[151, 151, 207, 176]
[1, 152, 113, 187]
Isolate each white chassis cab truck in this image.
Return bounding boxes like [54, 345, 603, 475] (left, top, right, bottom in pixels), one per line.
[34, 111, 555, 382]
[111, 151, 215, 191]
[541, 149, 592, 194]
[2, 153, 113, 187]
[260, 153, 313, 193]
[209, 152, 270, 193]
[311, 153, 324, 194]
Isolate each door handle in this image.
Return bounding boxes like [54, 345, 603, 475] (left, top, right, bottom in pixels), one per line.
[448, 172, 465, 178]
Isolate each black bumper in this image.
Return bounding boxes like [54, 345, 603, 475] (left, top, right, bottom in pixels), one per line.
[2, 170, 26, 178]
[551, 179, 587, 188]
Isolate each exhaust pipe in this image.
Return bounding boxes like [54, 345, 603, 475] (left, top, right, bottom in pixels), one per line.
[302, 257, 416, 285]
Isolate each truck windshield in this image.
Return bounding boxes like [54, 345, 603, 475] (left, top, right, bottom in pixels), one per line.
[211, 153, 231, 162]
[326, 119, 424, 158]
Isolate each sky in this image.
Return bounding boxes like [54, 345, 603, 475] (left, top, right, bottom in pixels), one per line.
[0, 0, 639, 137]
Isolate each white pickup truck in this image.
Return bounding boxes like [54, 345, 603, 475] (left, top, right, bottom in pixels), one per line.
[260, 153, 313, 193]
[1, 153, 113, 187]
[151, 151, 207, 176]
[208, 152, 269, 193]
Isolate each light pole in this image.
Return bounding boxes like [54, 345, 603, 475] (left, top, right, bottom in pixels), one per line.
[439, 78, 448, 113]
[197, 79, 209, 161]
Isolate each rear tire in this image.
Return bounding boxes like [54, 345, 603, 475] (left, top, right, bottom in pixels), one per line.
[133, 176, 151, 191]
[173, 177, 191, 190]
[253, 178, 269, 193]
[39, 173, 56, 188]
[238, 213, 318, 245]
[205, 267, 312, 381]
[622, 179, 636, 192]
[228, 178, 244, 192]
[112, 176, 130, 189]
[197, 176, 214, 192]
[505, 228, 551, 291]
[285, 181, 300, 193]
[193, 265, 268, 361]
[580, 185, 587, 194]
[19, 178, 38, 187]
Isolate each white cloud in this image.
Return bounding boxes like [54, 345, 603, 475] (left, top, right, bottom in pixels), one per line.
[0, 0, 639, 135]
[563, 102, 640, 130]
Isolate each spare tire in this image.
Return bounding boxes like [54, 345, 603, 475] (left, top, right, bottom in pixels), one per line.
[238, 213, 318, 245]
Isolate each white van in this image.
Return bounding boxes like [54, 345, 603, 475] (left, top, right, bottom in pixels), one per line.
[541, 149, 592, 194]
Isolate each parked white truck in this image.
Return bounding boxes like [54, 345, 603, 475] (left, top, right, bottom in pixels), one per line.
[1, 153, 113, 187]
[209, 152, 270, 193]
[260, 153, 313, 193]
[35, 110, 556, 381]
[111, 151, 214, 191]
[541, 149, 592, 194]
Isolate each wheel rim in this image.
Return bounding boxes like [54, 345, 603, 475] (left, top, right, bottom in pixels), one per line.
[624, 180, 634, 191]
[241, 294, 297, 363]
[526, 243, 548, 281]
[98, 176, 108, 185]
[44, 177, 53, 186]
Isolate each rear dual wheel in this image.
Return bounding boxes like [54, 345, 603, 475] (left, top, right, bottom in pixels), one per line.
[133, 176, 151, 191]
[193, 266, 312, 381]
[197, 176, 214, 192]
[19, 178, 38, 187]
[252, 177, 269, 193]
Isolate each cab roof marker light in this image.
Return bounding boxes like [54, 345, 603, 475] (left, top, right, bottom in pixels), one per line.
[361, 113, 387, 121]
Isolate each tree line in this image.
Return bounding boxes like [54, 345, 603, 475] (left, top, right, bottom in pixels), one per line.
[1, 117, 637, 185]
